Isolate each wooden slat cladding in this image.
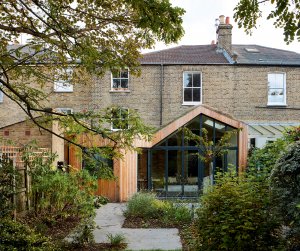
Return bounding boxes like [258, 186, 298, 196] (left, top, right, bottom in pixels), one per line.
[69, 105, 248, 202]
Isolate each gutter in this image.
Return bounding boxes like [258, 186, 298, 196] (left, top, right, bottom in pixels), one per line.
[160, 63, 164, 126]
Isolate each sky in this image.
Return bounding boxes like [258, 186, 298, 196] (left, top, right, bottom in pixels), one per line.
[145, 0, 300, 53]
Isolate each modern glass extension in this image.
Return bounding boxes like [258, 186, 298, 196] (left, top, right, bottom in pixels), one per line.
[137, 114, 238, 198]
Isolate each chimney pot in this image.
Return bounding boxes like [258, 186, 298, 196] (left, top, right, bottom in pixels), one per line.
[219, 15, 225, 24]
[226, 16, 230, 24]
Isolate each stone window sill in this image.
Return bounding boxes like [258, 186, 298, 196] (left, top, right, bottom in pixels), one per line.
[109, 89, 131, 93]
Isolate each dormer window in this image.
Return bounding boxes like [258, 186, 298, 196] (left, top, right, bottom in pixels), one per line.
[267, 72, 286, 106]
[245, 48, 260, 53]
[54, 68, 73, 92]
[111, 69, 129, 91]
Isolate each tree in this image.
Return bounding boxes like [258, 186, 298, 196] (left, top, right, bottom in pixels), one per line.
[0, 0, 184, 159]
[270, 141, 300, 249]
[234, 0, 300, 43]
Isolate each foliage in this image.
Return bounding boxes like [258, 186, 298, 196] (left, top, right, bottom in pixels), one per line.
[107, 233, 127, 250]
[195, 169, 282, 251]
[0, 156, 21, 217]
[94, 195, 109, 209]
[0, 218, 56, 251]
[27, 151, 97, 220]
[270, 141, 300, 250]
[284, 125, 300, 142]
[0, 0, 184, 145]
[247, 137, 287, 174]
[68, 216, 97, 247]
[125, 192, 160, 219]
[162, 203, 192, 225]
[234, 0, 300, 43]
[125, 192, 192, 225]
[183, 127, 238, 163]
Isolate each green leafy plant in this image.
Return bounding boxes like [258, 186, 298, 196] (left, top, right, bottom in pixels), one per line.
[0, 156, 21, 217]
[183, 127, 238, 163]
[69, 215, 97, 247]
[125, 192, 192, 226]
[25, 150, 97, 220]
[94, 195, 109, 209]
[125, 192, 160, 219]
[0, 218, 56, 251]
[195, 169, 282, 251]
[162, 204, 192, 225]
[107, 233, 127, 250]
[270, 141, 300, 250]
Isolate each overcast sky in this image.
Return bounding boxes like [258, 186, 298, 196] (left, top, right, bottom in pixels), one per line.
[146, 0, 300, 53]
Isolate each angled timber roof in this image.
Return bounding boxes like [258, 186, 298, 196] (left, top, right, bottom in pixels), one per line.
[141, 44, 300, 66]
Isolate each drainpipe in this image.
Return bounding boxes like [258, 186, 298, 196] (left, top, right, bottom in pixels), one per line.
[160, 63, 164, 126]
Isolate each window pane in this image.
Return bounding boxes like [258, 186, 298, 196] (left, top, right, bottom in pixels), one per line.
[275, 74, 284, 88]
[121, 79, 128, 88]
[184, 73, 193, 87]
[184, 88, 192, 102]
[152, 150, 166, 196]
[193, 88, 201, 102]
[268, 73, 284, 88]
[112, 70, 120, 78]
[268, 88, 284, 102]
[193, 74, 201, 87]
[121, 70, 128, 78]
[112, 79, 120, 88]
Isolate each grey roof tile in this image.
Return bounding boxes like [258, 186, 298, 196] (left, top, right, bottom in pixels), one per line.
[232, 45, 300, 65]
[140, 45, 229, 65]
[141, 44, 300, 66]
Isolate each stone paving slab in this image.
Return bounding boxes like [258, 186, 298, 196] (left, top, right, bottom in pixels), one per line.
[94, 203, 182, 250]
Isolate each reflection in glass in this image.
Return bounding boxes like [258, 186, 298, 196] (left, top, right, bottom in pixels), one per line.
[152, 150, 165, 196]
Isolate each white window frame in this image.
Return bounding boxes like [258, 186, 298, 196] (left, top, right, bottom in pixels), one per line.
[182, 71, 202, 105]
[54, 68, 74, 92]
[111, 107, 129, 131]
[110, 69, 129, 91]
[267, 72, 286, 106]
[0, 83, 3, 103]
[56, 108, 73, 115]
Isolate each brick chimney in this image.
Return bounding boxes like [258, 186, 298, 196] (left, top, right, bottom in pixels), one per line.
[216, 15, 233, 55]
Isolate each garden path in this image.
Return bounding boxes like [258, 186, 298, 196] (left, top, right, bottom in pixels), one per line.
[94, 203, 182, 250]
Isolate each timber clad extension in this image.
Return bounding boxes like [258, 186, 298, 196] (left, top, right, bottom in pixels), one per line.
[1, 15, 300, 201]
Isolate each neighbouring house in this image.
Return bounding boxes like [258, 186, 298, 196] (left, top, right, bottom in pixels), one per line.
[1, 15, 299, 201]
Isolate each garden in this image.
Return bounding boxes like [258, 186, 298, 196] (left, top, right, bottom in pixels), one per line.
[1, 126, 300, 250]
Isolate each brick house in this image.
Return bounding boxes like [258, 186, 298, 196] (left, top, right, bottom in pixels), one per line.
[1, 16, 299, 200]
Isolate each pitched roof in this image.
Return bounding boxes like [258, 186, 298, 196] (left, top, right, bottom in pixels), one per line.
[141, 44, 300, 66]
[232, 45, 300, 65]
[140, 45, 229, 65]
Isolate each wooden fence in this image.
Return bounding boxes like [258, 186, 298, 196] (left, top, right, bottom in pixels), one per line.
[0, 146, 50, 216]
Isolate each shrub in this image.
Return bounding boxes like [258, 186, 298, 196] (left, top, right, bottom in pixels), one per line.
[195, 170, 281, 251]
[94, 195, 109, 209]
[125, 192, 192, 225]
[0, 218, 56, 251]
[29, 155, 97, 220]
[247, 138, 287, 174]
[162, 203, 192, 225]
[270, 141, 300, 250]
[68, 215, 97, 247]
[0, 156, 21, 217]
[107, 233, 127, 249]
[125, 192, 160, 218]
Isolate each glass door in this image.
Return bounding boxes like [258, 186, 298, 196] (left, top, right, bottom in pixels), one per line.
[183, 150, 199, 197]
